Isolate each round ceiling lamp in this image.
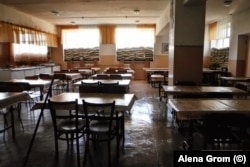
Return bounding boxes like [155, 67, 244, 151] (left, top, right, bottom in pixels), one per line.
[224, 0, 232, 7]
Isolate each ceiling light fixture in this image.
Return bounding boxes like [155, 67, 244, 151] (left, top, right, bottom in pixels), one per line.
[224, 0, 232, 7]
[51, 10, 59, 16]
[134, 9, 140, 15]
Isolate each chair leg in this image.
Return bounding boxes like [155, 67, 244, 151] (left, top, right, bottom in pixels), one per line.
[2, 114, 8, 142]
[108, 140, 111, 167]
[76, 132, 80, 167]
[16, 103, 24, 130]
[83, 135, 90, 167]
[54, 135, 59, 161]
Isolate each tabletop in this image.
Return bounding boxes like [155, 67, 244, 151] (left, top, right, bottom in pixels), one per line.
[32, 92, 136, 112]
[7, 79, 54, 87]
[162, 85, 247, 98]
[220, 76, 250, 82]
[0, 92, 29, 109]
[168, 99, 250, 120]
[143, 68, 169, 73]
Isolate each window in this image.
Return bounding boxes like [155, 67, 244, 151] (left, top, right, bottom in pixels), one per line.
[11, 26, 49, 63]
[210, 17, 231, 49]
[12, 43, 48, 62]
[62, 27, 99, 61]
[116, 26, 154, 49]
[209, 17, 231, 68]
[116, 25, 155, 61]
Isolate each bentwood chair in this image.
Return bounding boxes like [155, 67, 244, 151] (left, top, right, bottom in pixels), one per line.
[110, 74, 123, 80]
[53, 73, 68, 94]
[202, 113, 250, 150]
[82, 100, 118, 167]
[95, 74, 110, 79]
[48, 99, 85, 167]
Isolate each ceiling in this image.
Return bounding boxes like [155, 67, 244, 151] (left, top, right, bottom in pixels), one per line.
[0, 0, 249, 26]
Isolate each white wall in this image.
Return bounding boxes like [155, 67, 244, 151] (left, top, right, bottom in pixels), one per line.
[230, 9, 250, 60]
[0, 4, 56, 34]
[154, 35, 169, 55]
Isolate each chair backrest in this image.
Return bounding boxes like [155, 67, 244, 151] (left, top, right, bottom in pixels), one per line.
[99, 81, 119, 86]
[0, 82, 31, 92]
[101, 85, 127, 94]
[69, 69, 79, 73]
[81, 81, 100, 86]
[39, 73, 53, 80]
[54, 73, 67, 82]
[82, 100, 116, 134]
[95, 74, 110, 79]
[110, 74, 123, 80]
[25, 75, 39, 80]
[48, 99, 80, 132]
[79, 85, 101, 93]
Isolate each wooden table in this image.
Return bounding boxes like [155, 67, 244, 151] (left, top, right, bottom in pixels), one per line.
[162, 85, 248, 99]
[168, 98, 250, 150]
[236, 81, 250, 93]
[220, 76, 250, 86]
[0, 92, 29, 138]
[5, 79, 59, 100]
[25, 92, 136, 164]
[143, 68, 168, 83]
[32, 92, 135, 112]
[202, 68, 222, 85]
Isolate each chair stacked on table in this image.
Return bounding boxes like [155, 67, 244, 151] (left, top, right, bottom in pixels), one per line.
[79, 81, 127, 94]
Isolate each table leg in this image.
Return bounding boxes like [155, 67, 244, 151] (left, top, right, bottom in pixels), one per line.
[10, 105, 15, 138]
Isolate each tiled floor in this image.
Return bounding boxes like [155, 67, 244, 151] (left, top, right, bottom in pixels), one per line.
[0, 80, 187, 167]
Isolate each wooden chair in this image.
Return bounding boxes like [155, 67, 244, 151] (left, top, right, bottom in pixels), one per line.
[53, 73, 68, 94]
[202, 113, 250, 150]
[39, 73, 53, 80]
[81, 81, 100, 86]
[25, 75, 39, 80]
[48, 99, 85, 167]
[79, 85, 101, 93]
[82, 100, 119, 167]
[110, 74, 123, 80]
[95, 74, 110, 79]
[99, 81, 119, 86]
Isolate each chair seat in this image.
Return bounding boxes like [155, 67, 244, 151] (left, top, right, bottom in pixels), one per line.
[58, 119, 85, 132]
[89, 120, 116, 133]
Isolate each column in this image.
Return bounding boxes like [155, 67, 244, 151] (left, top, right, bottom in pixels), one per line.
[168, 0, 206, 85]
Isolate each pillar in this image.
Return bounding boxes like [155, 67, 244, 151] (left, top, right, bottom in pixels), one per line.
[168, 0, 206, 85]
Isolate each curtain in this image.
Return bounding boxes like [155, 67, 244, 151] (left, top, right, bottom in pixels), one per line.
[62, 26, 99, 49]
[11, 43, 48, 63]
[116, 24, 155, 49]
[99, 25, 116, 44]
[0, 22, 14, 42]
[208, 22, 217, 41]
[0, 21, 57, 47]
[216, 16, 231, 39]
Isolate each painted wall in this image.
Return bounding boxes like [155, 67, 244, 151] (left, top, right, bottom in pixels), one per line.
[0, 4, 56, 34]
[229, 9, 250, 76]
[245, 36, 250, 76]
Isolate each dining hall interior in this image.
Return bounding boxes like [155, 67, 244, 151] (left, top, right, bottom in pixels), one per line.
[1, 0, 250, 167]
